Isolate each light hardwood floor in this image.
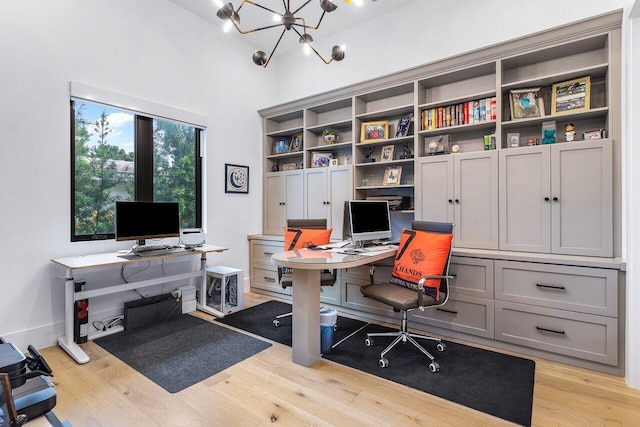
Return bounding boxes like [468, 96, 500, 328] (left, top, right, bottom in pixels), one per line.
[31, 293, 640, 426]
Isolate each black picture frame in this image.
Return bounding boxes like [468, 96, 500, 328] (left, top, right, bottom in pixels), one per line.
[225, 163, 249, 194]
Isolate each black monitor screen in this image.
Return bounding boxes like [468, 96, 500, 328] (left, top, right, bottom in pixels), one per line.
[115, 201, 180, 242]
[348, 200, 392, 242]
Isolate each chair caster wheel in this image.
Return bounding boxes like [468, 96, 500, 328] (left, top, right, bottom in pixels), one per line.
[379, 358, 389, 368]
[333, 324, 338, 332]
[272, 319, 280, 328]
[436, 342, 446, 352]
[428, 361, 440, 373]
[364, 337, 373, 347]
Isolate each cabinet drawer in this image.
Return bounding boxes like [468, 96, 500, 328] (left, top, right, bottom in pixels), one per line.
[411, 295, 494, 339]
[251, 242, 283, 265]
[320, 280, 341, 305]
[251, 266, 291, 295]
[342, 276, 391, 315]
[495, 261, 617, 316]
[495, 301, 617, 365]
[449, 257, 493, 298]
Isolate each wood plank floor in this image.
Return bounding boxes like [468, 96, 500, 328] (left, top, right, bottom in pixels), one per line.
[32, 293, 640, 426]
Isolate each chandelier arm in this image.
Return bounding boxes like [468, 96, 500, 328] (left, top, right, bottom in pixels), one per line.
[292, 27, 332, 64]
[294, 12, 326, 31]
[261, 28, 287, 68]
[234, 22, 287, 34]
[291, 0, 313, 15]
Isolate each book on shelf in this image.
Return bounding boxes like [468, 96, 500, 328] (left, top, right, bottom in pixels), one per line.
[421, 96, 496, 131]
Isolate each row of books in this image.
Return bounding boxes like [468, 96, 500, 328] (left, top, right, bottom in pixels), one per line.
[421, 97, 497, 130]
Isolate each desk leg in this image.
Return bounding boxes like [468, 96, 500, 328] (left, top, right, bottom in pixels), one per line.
[291, 269, 321, 367]
[58, 273, 89, 364]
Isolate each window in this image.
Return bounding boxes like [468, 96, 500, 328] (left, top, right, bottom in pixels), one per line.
[71, 100, 203, 241]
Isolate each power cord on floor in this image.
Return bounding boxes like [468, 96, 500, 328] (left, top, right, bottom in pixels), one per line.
[92, 315, 124, 332]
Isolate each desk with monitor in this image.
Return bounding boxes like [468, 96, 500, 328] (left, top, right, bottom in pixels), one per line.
[51, 244, 227, 364]
[271, 247, 396, 367]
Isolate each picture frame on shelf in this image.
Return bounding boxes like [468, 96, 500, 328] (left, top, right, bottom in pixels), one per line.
[281, 163, 298, 171]
[507, 132, 520, 148]
[225, 163, 249, 194]
[290, 133, 303, 152]
[380, 144, 394, 162]
[329, 158, 339, 166]
[583, 128, 606, 140]
[383, 165, 402, 186]
[395, 113, 413, 138]
[509, 87, 544, 120]
[360, 120, 389, 143]
[551, 76, 590, 115]
[273, 137, 291, 154]
[311, 151, 333, 168]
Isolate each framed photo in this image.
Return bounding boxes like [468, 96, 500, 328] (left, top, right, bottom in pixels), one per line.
[380, 144, 394, 162]
[311, 151, 333, 168]
[383, 165, 402, 186]
[510, 87, 544, 120]
[395, 113, 413, 138]
[329, 158, 339, 166]
[290, 133, 303, 152]
[282, 163, 298, 171]
[360, 121, 389, 143]
[551, 76, 590, 115]
[507, 132, 520, 148]
[273, 137, 291, 155]
[225, 163, 249, 194]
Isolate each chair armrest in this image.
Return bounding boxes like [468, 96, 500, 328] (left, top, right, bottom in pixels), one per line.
[416, 275, 453, 309]
[368, 263, 395, 284]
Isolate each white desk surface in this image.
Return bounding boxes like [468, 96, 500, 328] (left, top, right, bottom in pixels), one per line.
[271, 247, 396, 269]
[51, 244, 228, 270]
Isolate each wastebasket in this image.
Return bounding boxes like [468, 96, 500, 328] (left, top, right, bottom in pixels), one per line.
[320, 306, 338, 354]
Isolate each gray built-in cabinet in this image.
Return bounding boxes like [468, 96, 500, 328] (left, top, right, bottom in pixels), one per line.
[251, 11, 625, 375]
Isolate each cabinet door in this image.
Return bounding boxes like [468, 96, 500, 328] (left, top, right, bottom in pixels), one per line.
[551, 140, 612, 257]
[304, 168, 328, 221]
[327, 165, 353, 239]
[284, 170, 303, 225]
[454, 151, 498, 249]
[499, 146, 551, 253]
[416, 156, 454, 223]
[264, 173, 284, 235]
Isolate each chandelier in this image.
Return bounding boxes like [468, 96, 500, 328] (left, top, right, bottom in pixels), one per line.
[215, 0, 348, 68]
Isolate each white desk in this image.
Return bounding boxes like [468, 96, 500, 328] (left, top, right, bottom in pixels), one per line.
[51, 245, 227, 364]
[271, 248, 396, 367]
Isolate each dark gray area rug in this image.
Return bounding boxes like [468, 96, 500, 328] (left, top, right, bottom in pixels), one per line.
[324, 324, 535, 427]
[219, 301, 535, 426]
[215, 300, 368, 348]
[94, 314, 271, 393]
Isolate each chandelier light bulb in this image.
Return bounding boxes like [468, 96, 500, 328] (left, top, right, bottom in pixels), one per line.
[304, 43, 311, 55]
[213, 0, 224, 8]
[272, 14, 281, 22]
[223, 20, 233, 32]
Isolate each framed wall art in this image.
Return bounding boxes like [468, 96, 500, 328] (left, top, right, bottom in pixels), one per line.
[225, 163, 249, 194]
[509, 87, 544, 120]
[311, 151, 333, 167]
[380, 144, 394, 162]
[360, 120, 389, 143]
[290, 133, 303, 152]
[551, 76, 591, 115]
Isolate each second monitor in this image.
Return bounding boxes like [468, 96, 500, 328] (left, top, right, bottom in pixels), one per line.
[348, 200, 392, 246]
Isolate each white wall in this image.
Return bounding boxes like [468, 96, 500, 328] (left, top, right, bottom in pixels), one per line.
[0, 0, 273, 349]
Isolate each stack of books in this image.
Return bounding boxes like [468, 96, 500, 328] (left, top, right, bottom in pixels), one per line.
[422, 97, 496, 131]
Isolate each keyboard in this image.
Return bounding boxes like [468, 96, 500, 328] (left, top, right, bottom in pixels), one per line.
[132, 245, 194, 257]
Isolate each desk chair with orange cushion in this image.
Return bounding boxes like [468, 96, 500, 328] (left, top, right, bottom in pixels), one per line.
[272, 218, 337, 327]
[360, 221, 454, 372]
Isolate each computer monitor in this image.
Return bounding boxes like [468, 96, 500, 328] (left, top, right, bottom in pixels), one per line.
[115, 201, 180, 245]
[348, 200, 392, 244]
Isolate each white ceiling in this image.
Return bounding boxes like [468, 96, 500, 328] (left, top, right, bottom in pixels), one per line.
[168, 0, 417, 55]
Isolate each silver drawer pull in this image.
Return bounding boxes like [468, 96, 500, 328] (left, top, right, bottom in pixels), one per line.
[436, 308, 458, 315]
[263, 252, 275, 255]
[536, 283, 566, 291]
[264, 277, 276, 282]
[536, 326, 565, 335]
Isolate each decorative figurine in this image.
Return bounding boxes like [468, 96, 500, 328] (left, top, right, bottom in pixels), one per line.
[400, 142, 414, 159]
[565, 123, 576, 142]
[451, 144, 460, 153]
[271, 162, 279, 172]
[542, 129, 556, 144]
[362, 147, 375, 163]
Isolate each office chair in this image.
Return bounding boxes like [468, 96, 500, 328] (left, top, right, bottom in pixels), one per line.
[360, 221, 454, 372]
[272, 218, 338, 327]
